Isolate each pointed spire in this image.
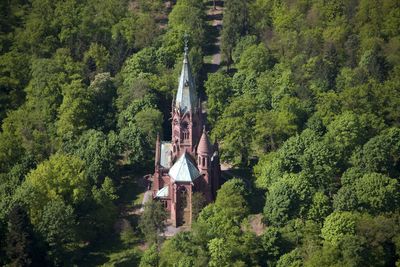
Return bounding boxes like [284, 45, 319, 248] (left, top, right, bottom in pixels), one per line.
[184, 33, 189, 62]
[175, 36, 198, 113]
[198, 126, 212, 155]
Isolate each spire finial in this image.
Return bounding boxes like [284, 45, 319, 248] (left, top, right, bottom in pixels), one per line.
[203, 125, 206, 134]
[184, 32, 189, 55]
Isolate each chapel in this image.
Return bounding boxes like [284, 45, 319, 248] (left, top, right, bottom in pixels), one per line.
[151, 45, 221, 227]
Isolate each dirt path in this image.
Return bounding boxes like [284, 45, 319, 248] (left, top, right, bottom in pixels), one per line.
[204, 1, 224, 74]
[208, 5, 223, 66]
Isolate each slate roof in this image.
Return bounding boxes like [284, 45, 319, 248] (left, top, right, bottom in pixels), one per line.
[175, 47, 197, 113]
[198, 127, 212, 155]
[168, 153, 201, 183]
[160, 142, 172, 168]
[156, 186, 169, 198]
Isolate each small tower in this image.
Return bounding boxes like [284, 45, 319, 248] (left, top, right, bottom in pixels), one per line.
[171, 41, 202, 160]
[197, 127, 213, 202]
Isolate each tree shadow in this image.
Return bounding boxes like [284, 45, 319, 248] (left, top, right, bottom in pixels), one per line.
[206, 13, 223, 21]
[203, 63, 220, 74]
[205, 0, 224, 7]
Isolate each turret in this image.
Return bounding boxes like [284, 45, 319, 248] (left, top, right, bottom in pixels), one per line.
[197, 127, 212, 170]
[197, 127, 213, 202]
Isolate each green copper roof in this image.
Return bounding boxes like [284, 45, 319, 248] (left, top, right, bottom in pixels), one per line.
[156, 186, 169, 198]
[168, 153, 201, 183]
[175, 47, 197, 112]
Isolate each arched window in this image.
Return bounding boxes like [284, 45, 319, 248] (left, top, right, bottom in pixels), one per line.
[202, 157, 205, 167]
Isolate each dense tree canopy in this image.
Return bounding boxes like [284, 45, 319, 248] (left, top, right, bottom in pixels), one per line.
[158, 0, 400, 265]
[1, 0, 400, 265]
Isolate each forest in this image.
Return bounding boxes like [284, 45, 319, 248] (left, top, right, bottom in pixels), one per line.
[0, 0, 400, 266]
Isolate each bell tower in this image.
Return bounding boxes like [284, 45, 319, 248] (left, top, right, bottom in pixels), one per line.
[171, 42, 202, 160]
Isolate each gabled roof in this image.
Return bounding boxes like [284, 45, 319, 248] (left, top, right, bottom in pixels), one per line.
[175, 46, 198, 113]
[156, 186, 169, 198]
[168, 153, 201, 183]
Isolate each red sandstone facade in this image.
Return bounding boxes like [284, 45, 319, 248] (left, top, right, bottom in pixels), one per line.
[151, 46, 221, 227]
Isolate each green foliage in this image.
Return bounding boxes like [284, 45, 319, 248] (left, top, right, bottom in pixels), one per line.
[89, 177, 119, 235]
[158, 179, 253, 266]
[300, 139, 339, 191]
[159, 231, 208, 267]
[208, 238, 232, 267]
[134, 108, 163, 145]
[276, 248, 303, 267]
[192, 192, 206, 222]
[57, 79, 91, 138]
[306, 214, 400, 267]
[254, 109, 298, 152]
[1, 0, 400, 264]
[120, 225, 136, 247]
[335, 172, 400, 214]
[260, 227, 284, 266]
[355, 173, 399, 213]
[87, 72, 117, 131]
[65, 129, 120, 184]
[197, 179, 249, 239]
[18, 154, 88, 224]
[168, 1, 205, 48]
[36, 199, 77, 265]
[214, 178, 249, 217]
[212, 96, 256, 165]
[0, 50, 30, 122]
[264, 179, 299, 227]
[84, 43, 110, 74]
[351, 127, 400, 177]
[5, 204, 44, 267]
[307, 192, 332, 223]
[254, 152, 284, 189]
[139, 199, 167, 245]
[232, 35, 258, 63]
[321, 211, 358, 244]
[139, 244, 159, 267]
[119, 123, 148, 165]
[221, 0, 249, 66]
[205, 72, 232, 126]
[237, 44, 276, 75]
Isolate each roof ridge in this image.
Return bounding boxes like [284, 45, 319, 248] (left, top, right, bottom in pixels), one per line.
[168, 152, 201, 182]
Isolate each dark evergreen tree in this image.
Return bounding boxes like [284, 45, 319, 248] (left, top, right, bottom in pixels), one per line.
[5, 204, 45, 267]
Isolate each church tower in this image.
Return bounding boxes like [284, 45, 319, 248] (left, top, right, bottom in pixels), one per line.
[150, 42, 221, 228]
[171, 44, 202, 161]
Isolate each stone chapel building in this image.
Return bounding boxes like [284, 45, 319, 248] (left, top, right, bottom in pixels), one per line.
[151, 45, 221, 227]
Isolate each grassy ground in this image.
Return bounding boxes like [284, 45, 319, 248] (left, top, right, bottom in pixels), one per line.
[76, 169, 148, 267]
[204, 54, 213, 65]
[77, 235, 141, 267]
